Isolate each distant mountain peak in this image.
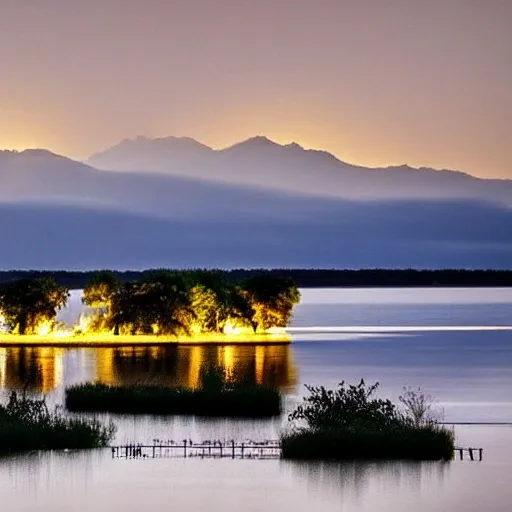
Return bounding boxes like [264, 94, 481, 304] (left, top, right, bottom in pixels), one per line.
[227, 136, 283, 150]
[0, 147, 79, 165]
[118, 135, 211, 149]
[284, 142, 304, 150]
[19, 148, 68, 159]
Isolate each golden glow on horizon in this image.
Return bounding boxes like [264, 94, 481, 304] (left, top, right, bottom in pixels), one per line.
[0, 129, 493, 179]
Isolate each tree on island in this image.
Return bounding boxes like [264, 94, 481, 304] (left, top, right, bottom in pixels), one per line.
[108, 271, 195, 335]
[0, 277, 69, 334]
[186, 270, 233, 333]
[239, 275, 301, 331]
[80, 270, 301, 336]
[82, 270, 120, 309]
[81, 270, 121, 333]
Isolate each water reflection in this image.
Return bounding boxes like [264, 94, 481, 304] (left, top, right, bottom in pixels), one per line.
[286, 459, 449, 507]
[0, 451, 452, 512]
[0, 345, 297, 394]
[0, 347, 64, 393]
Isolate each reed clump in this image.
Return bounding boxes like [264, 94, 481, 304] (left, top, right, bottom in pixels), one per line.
[0, 391, 116, 454]
[65, 366, 281, 417]
[281, 380, 454, 461]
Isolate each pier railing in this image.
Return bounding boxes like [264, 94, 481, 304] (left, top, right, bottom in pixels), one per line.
[112, 439, 282, 460]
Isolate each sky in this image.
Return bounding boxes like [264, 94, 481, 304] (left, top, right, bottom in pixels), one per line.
[0, 0, 511, 179]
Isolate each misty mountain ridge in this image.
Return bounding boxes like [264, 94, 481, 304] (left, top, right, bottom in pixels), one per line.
[87, 135, 512, 205]
[1, 142, 511, 269]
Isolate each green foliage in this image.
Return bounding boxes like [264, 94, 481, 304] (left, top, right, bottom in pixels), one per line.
[187, 270, 234, 332]
[190, 285, 225, 333]
[82, 270, 120, 308]
[0, 277, 69, 334]
[65, 380, 281, 417]
[109, 271, 195, 335]
[240, 275, 301, 331]
[281, 426, 455, 461]
[0, 391, 116, 454]
[288, 380, 400, 431]
[228, 286, 258, 331]
[283, 380, 455, 460]
[78, 270, 300, 336]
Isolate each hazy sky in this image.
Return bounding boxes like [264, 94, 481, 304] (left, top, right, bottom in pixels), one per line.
[0, 0, 510, 178]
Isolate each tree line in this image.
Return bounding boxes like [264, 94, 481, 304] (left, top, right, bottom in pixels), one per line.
[0, 270, 300, 336]
[1, 268, 511, 289]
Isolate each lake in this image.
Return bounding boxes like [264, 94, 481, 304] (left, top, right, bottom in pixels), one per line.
[1, 287, 511, 511]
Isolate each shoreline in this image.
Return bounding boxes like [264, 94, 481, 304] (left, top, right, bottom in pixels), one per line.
[0, 333, 292, 347]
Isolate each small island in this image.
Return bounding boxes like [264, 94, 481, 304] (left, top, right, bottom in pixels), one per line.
[0, 270, 300, 345]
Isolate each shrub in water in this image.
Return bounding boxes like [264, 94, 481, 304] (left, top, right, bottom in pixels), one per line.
[0, 391, 116, 454]
[65, 374, 281, 418]
[282, 380, 454, 461]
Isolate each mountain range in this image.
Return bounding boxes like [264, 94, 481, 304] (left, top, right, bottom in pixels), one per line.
[1, 136, 511, 269]
[89, 136, 512, 205]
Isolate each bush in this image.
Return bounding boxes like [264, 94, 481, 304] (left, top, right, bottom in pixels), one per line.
[282, 380, 455, 461]
[288, 380, 401, 431]
[281, 426, 454, 461]
[0, 391, 116, 454]
[65, 378, 281, 417]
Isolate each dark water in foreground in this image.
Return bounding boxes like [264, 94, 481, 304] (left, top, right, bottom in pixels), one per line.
[1, 288, 511, 511]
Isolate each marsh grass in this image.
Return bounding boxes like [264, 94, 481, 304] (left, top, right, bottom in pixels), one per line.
[65, 366, 281, 417]
[281, 426, 455, 461]
[0, 391, 116, 455]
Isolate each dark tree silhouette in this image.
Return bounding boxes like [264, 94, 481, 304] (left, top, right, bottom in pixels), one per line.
[0, 278, 69, 334]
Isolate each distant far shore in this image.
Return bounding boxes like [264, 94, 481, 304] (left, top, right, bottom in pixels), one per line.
[1, 269, 512, 289]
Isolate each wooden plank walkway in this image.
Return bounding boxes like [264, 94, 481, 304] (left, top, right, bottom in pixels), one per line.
[111, 440, 282, 460]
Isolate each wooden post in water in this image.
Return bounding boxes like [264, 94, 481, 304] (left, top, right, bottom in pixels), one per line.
[459, 449, 463, 460]
[241, 442, 244, 459]
[232, 440, 235, 459]
[184, 439, 187, 458]
[469, 448, 474, 461]
[479, 449, 483, 461]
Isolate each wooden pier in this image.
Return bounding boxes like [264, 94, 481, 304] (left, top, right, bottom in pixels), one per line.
[111, 440, 483, 461]
[111, 439, 282, 460]
[454, 447, 483, 461]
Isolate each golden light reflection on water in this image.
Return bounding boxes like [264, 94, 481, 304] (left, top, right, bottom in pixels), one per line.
[0, 345, 297, 393]
[0, 347, 64, 393]
[94, 345, 297, 391]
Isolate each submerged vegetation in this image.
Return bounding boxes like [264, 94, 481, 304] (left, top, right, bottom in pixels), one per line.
[65, 366, 282, 417]
[0, 270, 300, 338]
[0, 391, 116, 454]
[281, 380, 454, 461]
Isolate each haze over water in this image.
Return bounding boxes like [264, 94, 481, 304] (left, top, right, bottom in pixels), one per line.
[1, 288, 511, 511]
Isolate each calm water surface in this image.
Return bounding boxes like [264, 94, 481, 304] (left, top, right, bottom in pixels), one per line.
[1, 287, 511, 511]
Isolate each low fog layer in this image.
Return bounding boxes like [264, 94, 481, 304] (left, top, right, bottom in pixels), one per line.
[1, 200, 511, 269]
[1, 146, 511, 269]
